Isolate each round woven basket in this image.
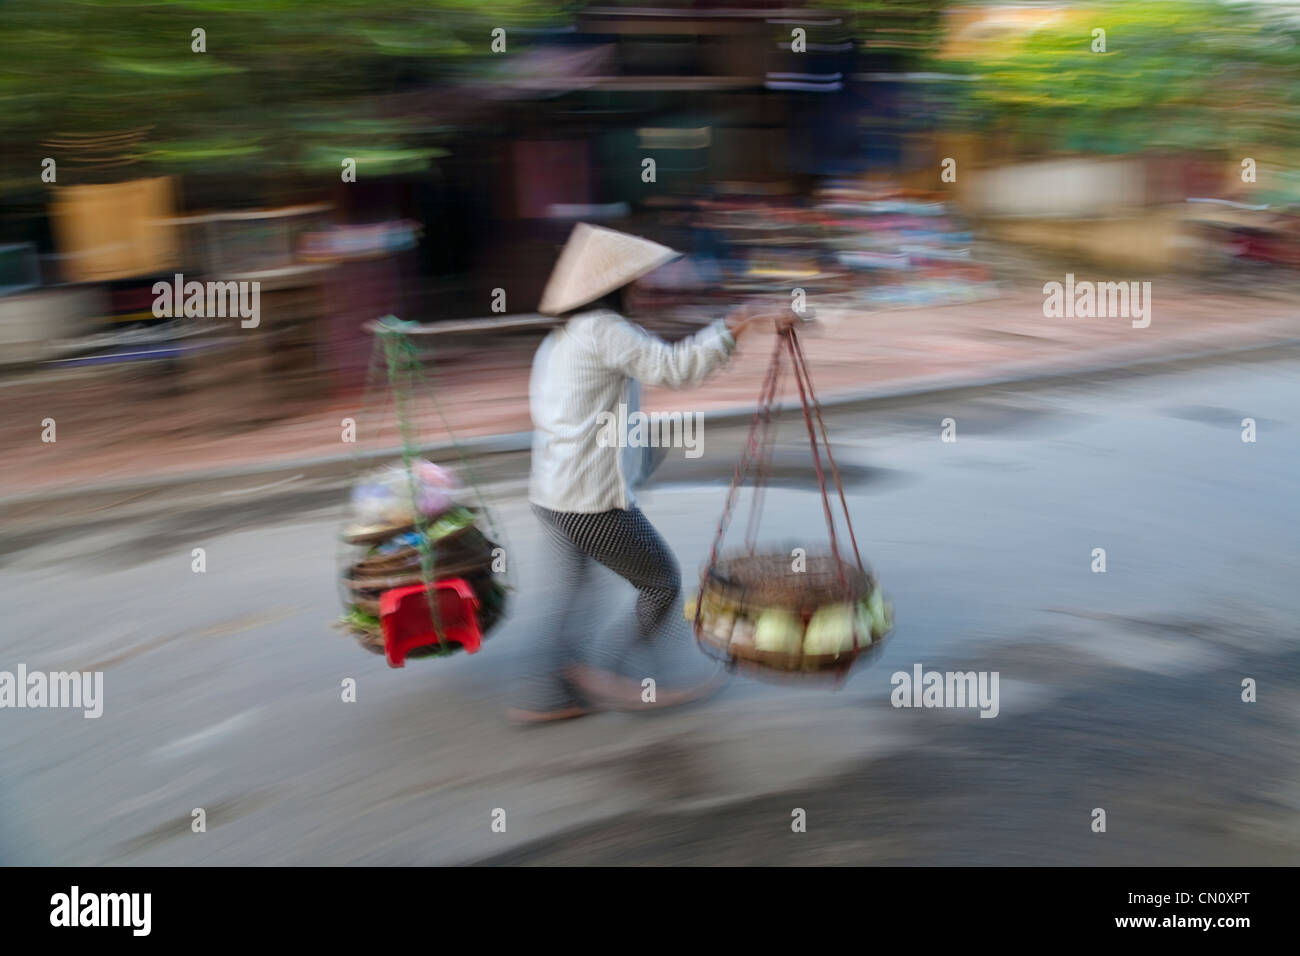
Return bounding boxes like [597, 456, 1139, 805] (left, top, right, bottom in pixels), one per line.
[339, 515, 508, 660]
[351, 549, 422, 575]
[345, 554, 495, 596]
[704, 551, 872, 612]
[693, 551, 891, 677]
[341, 521, 417, 546]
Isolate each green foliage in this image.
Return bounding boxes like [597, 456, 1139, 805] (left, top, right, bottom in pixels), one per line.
[0, 0, 565, 186]
[938, 0, 1300, 154]
[844, 0, 948, 55]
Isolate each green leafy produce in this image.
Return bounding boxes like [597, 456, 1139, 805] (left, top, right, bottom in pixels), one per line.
[803, 603, 857, 657]
[425, 507, 475, 541]
[866, 589, 893, 639]
[343, 607, 381, 631]
[855, 601, 874, 646]
[754, 608, 804, 655]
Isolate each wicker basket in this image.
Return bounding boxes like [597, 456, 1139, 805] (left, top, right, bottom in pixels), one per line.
[338, 517, 507, 659]
[693, 551, 892, 676]
[341, 521, 417, 546]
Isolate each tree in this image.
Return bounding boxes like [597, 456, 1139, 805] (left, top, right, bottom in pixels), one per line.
[936, 0, 1300, 158]
[0, 0, 565, 191]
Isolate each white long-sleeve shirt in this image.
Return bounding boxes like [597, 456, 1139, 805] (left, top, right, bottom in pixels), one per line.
[528, 309, 738, 513]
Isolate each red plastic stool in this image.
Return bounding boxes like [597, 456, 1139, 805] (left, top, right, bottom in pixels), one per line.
[380, 578, 482, 668]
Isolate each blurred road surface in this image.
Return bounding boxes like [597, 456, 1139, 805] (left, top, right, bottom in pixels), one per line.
[1, 354, 1297, 865]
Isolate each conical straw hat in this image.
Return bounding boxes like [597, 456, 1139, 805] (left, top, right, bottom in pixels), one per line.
[538, 223, 680, 316]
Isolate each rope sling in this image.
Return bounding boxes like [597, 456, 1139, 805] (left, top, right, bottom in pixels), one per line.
[336, 316, 510, 662]
[693, 324, 890, 676]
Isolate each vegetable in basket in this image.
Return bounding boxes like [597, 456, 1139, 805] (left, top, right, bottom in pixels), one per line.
[803, 603, 869, 657]
[426, 507, 475, 541]
[754, 608, 804, 655]
[730, 617, 756, 650]
[865, 588, 893, 639]
[694, 590, 738, 635]
[342, 606, 381, 632]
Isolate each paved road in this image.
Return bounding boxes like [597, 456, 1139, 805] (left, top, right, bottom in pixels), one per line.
[2, 355, 1297, 865]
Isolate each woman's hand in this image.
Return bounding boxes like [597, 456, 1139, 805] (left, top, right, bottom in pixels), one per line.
[725, 303, 803, 340]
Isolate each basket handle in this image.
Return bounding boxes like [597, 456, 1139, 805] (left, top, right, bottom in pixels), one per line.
[786, 327, 866, 582]
[702, 325, 865, 589]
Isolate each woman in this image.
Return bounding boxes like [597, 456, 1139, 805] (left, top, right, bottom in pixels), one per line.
[513, 222, 793, 722]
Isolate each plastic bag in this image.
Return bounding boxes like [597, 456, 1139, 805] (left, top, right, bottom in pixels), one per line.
[348, 460, 461, 529]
